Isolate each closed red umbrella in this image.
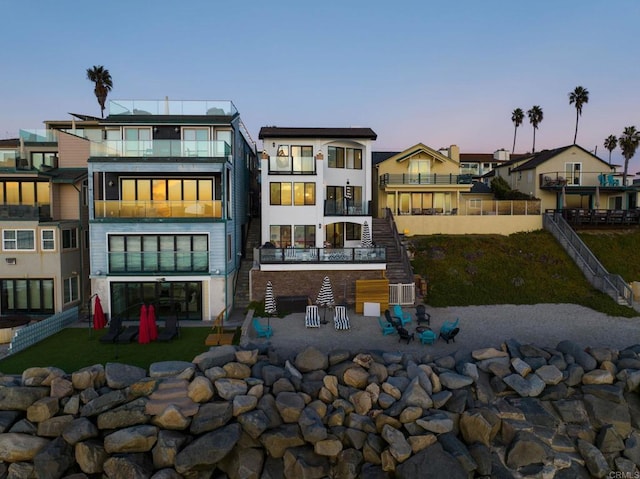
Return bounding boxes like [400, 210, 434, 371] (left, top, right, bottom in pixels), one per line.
[93, 296, 106, 329]
[138, 304, 150, 344]
[148, 304, 158, 341]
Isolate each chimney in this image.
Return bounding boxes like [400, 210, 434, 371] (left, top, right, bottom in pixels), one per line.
[448, 145, 460, 162]
[493, 149, 510, 162]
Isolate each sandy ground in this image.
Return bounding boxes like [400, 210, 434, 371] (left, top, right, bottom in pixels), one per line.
[247, 303, 640, 360]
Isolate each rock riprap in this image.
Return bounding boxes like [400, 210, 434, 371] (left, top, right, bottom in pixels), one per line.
[0, 339, 637, 477]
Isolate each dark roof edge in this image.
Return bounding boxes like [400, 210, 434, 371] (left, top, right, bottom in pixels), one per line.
[259, 127, 377, 140]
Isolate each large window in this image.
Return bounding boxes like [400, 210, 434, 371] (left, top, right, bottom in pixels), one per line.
[63, 276, 79, 304]
[0, 181, 50, 205]
[329, 147, 362, 169]
[294, 183, 315, 205]
[270, 183, 292, 205]
[3, 230, 35, 250]
[108, 234, 209, 273]
[111, 281, 202, 321]
[291, 146, 314, 173]
[31, 152, 57, 170]
[183, 128, 209, 156]
[121, 178, 216, 201]
[269, 145, 315, 174]
[1, 279, 54, 314]
[294, 225, 316, 248]
[565, 162, 582, 186]
[124, 127, 152, 156]
[346, 223, 362, 241]
[270, 225, 291, 248]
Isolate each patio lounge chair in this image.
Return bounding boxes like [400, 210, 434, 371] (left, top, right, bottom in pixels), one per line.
[384, 309, 401, 328]
[252, 317, 273, 338]
[440, 327, 459, 343]
[158, 315, 179, 341]
[99, 316, 122, 343]
[116, 324, 138, 343]
[415, 304, 431, 325]
[378, 316, 396, 336]
[419, 329, 437, 345]
[393, 304, 411, 326]
[305, 305, 320, 328]
[440, 318, 459, 335]
[333, 306, 350, 330]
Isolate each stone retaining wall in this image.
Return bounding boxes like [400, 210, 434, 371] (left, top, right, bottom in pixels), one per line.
[0, 339, 638, 477]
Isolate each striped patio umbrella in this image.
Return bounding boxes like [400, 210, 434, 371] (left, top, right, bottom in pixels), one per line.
[264, 281, 276, 328]
[316, 276, 335, 324]
[360, 220, 373, 248]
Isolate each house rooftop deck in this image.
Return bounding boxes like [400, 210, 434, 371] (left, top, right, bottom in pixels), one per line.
[107, 99, 237, 117]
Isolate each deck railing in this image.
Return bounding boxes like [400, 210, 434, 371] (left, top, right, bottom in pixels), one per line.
[256, 247, 386, 264]
[397, 200, 541, 216]
[380, 173, 473, 186]
[94, 200, 222, 219]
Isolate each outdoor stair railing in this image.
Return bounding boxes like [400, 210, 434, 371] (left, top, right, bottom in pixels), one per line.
[384, 208, 414, 284]
[543, 211, 633, 306]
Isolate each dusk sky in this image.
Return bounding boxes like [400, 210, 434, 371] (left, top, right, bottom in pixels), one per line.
[2, 1, 640, 172]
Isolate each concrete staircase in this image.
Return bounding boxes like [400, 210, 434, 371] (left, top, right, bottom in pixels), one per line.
[233, 218, 261, 314]
[372, 218, 413, 284]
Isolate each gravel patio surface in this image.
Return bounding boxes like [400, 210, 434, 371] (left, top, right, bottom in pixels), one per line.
[249, 303, 640, 360]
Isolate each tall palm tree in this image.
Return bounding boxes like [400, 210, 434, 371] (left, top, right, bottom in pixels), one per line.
[619, 126, 640, 186]
[527, 105, 544, 153]
[511, 108, 524, 153]
[86, 65, 113, 118]
[568, 86, 589, 144]
[604, 135, 617, 166]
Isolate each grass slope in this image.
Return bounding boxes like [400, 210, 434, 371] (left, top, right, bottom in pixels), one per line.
[578, 230, 640, 283]
[410, 230, 637, 317]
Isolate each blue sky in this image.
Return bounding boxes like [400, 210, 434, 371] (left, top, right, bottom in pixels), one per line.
[2, 1, 640, 171]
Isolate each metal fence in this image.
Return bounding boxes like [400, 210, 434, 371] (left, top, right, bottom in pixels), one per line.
[9, 307, 79, 355]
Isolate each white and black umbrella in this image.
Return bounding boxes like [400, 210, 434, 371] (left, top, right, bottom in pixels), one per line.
[264, 281, 276, 328]
[360, 220, 373, 248]
[316, 276, 335, 324]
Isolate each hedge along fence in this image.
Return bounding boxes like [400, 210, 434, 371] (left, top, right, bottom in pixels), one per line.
[9, 307, 79, 355]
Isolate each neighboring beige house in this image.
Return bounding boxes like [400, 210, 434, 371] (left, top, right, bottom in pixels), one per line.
[0, 126, 91, 316]
[493, 144, 633, 211]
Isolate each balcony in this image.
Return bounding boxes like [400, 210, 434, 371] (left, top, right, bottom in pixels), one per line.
[108, 251, 209, 274]
[19, 129, 58, 144]
[257, 247, 386, 264]
[0, 204, 51, 221]
[90, 140, 231, 158]
[379, 173, 473, 186]
[324, 200, 371, 216]
[108, 99, 237, 116]
[267, 156, 316, 175]
[94, 200, 222, 219]
[539, 171, 629, 188]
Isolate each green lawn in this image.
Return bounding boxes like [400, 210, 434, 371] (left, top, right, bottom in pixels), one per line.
[0, 327, 234, 375]
[410, 230, 638, 317]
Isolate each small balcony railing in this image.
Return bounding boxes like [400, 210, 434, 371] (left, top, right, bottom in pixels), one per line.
[267, 156, 316, 175]
[19, 129, 58, 144]
[108, 99, 237, 116]
[0, 204, 51, 221]
[94, 200, 222, 219]
[108, 251, 209, 274]
[257, 247, 386, 264]
[90, 140, 231, 158]
[539, 170, 626, 188]
[380, 173, 473, 186]
[324, 200, 370, 216]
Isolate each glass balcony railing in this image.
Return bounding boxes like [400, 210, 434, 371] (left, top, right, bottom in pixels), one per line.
[108, 251, 209, 274]
[324, 200, 370, 216]
[257, 247, 386, 264]
[19, 129, 58, 143]
[108, 100, 237, 116]
[94, 200, 222, 219]
[90, 140, 231, 158]
[268, 156, 316, 174]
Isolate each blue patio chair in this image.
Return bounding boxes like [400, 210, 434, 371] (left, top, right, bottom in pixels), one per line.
[378, 316, 396, 336]
[252, 318, 273, 338]
[440, 318, 459, 335]
[305, 305, 320, 328]
[333, 306, 350, 330]
[393, 304, 411, 326]
[607, 174, 619, 186]
[598, 173, 607, 186]
[419, 329, 437, 345]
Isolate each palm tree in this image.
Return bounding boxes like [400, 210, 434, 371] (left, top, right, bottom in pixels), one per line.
[511, 108, 524, 153]
[604, 135, 617, 166]
[619, 126, 640, 186]
[86, 66, 113, 118]
[527, 105, 544, 153]
[568, 86, 589, 144]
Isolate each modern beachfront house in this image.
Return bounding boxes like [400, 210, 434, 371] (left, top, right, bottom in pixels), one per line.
[87, 99, 257, 322]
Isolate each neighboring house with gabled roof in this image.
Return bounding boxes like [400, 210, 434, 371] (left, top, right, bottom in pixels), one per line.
[492, 144, 634, 211]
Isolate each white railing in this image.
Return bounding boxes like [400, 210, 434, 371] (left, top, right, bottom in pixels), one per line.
[389, 283, 415, 306]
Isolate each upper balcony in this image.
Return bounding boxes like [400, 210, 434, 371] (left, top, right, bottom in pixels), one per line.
[267, 155, 316, 175]
[540, 171, 630, 188]
[108, 100, 237, 117]
[19, 129, 58, 144]
[90, 140, 231, 159]
[324, 200, 371, 216]
[94, 200, 222, 220]
[380, 173, 473, 187]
